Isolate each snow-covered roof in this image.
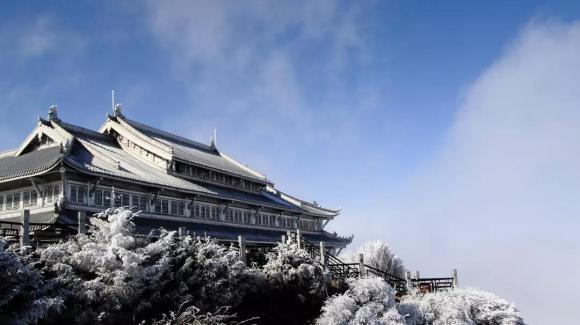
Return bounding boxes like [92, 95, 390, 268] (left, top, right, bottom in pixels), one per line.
[0, 109, 340, 218]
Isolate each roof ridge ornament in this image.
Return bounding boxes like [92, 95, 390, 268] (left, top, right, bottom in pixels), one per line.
[114, 103, 124, 118]
[210, 129, 217, 150]
[48, 105, 60, 122]
[112, 89, 124, 118]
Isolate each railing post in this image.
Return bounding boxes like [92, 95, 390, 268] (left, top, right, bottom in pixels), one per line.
[20, 209, 30, 247]
[452, 269, 458, 288]
[296, 229, 302, 250]
[178, 227, 187, 238]
[405, 271, 412, 291]
[358, 253, 365, 276]
[238, 235, 247, 265]
[415, 270, 420, 280]
[281, 235, 286, 244]
[319, 241, 327, 269]
[78, 211, 86, 235]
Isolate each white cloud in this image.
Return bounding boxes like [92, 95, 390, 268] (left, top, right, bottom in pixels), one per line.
[386, 21, 580, 325]
[141, 0, 375, 138]
[0, 15, 85, 61]
[138, 0, 384, 195]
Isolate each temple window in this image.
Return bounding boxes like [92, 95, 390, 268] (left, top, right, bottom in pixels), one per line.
[6, 193, 19, 210]
[22, 190, 38, 208]
[243, 211, 252, 224]
[70, 184, 88, 204]
[210, 206, 219, 220]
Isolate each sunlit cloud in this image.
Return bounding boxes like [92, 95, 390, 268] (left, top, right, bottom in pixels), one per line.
[384, 20, 580, 324]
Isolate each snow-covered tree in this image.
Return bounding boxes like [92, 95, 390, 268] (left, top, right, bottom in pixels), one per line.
[0, 238, 63, 324]
[399, 287, 526, 325]
[262, 236, 329, 296]
[1, 209, 527, 324]
[37, 208, 261, 323]
[341, 241, 406, 278]
[317, 276, 405, 325]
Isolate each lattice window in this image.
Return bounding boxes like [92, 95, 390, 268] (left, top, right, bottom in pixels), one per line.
[22, 190, 38, 208]
[177, 201, 185, 216]
[46, 186, 53, 204]
[243, 211, 252, 224]
[70, 184, 87, 204]
[170, 200, 177, 215]
[201, 205, 210, 219]
[194, 204, 200, 218]
[225, 209, 233, 222]
[161, 199, 169, 214]
[122, 193, 130, 207]
[6, 193, 20, 210]
[45, 185, 60, 204]
[139, 196, 147, 212]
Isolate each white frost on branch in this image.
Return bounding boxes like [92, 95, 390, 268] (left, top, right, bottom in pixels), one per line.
[0, 238, 63, 324]
[317, 276, 405, 325]
[341, 240, 406, 278]
[262, 236, 329, 296]
[400, 287, 526, 325]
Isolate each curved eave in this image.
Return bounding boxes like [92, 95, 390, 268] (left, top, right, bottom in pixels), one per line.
[0, 155, 63, 183]
[265, 187, 341, 218]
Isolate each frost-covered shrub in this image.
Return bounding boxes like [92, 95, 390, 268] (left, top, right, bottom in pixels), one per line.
[236, 237, 331, 324]
[0, 238, 63, 324]
[400, 287, 525, 325]
[317, 276, 404, 325]
[37, 208, 261, 324]
[341, 241, 405, 278]
[262, 237, 329, 296]
[150, 304, 257, 325]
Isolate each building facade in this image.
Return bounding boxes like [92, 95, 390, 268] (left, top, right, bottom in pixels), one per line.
[0, 106, 352, 248]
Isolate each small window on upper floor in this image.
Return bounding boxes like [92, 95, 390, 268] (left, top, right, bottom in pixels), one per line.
[70, 184, 87, 205]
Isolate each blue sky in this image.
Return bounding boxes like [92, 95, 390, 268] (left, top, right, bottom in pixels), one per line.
[1, 1, 580, 323]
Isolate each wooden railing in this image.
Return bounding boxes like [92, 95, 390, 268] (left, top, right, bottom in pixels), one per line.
[299, 235, 456, 295]
[0, 209, 81, 247]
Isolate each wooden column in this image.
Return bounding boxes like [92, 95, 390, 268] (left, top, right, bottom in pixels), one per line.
[178, 227, 187, 238]
[319, 241, 327, 269]
[59, 167, 67, 205]
[78, 211, 86, 235]
[20, 209, 30, 247]
[452, 269, 459, 288]
[281, 235, 286, 244]
[358, 253, 365, 277]
[405, 271, 412, 291]
[296, 229, 302, 250]
[415, 270, 420, 280]
[238, 235, 247, 265]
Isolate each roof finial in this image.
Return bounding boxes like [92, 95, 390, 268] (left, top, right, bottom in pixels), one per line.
[112, 89, 124, 117]
[210, 129, 217, 150]
[114, 103, 124, 118]
[48, 105, 60, 122]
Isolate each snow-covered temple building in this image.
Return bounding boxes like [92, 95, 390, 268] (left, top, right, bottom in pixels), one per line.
[0, 105, 352, 248]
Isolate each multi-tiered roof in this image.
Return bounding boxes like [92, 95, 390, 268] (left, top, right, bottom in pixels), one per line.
[0, 106, 352, 247]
